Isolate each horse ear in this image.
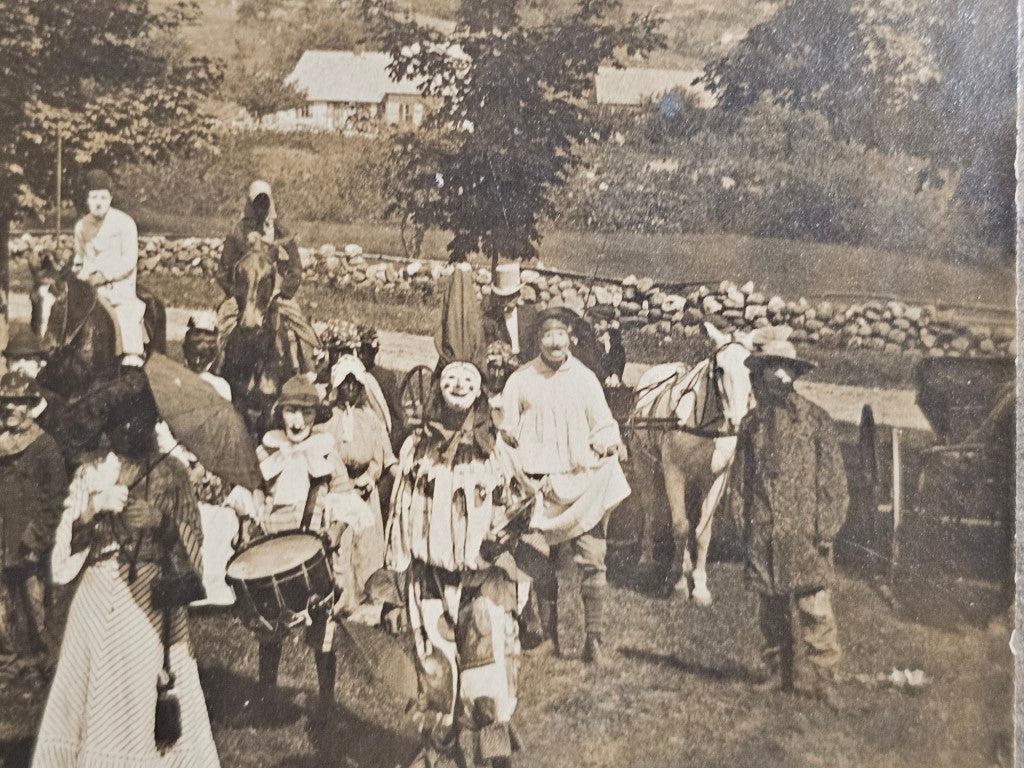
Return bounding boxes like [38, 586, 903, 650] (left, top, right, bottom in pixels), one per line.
[703, 321, 728, 347]
[734, 330, 756, 350]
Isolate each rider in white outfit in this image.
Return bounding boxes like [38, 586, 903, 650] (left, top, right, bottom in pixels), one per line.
[73, 169, 147, 367]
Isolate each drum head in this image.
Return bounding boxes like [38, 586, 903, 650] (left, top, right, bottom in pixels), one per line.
[226, 532, 324, 581]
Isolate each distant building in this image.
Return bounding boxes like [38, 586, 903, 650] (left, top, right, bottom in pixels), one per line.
[266, 50, 433, 132]
[594, 63, 715, 109]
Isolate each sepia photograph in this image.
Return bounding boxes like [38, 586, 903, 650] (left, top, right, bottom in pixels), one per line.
[0, 0, 1016, 766]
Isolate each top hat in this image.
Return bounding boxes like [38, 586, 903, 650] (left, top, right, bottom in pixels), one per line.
[4, 326, 46, 359]
[491, 263, 523, 297]
[0, 371, 40, 403]
[745, 339, 816, 377]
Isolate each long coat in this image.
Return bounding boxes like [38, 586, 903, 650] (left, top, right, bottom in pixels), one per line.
[0, 428, 68, 569]
[725, 392, 850, 595]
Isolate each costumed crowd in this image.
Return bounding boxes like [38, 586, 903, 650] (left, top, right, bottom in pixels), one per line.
[0, 172, 851, 767]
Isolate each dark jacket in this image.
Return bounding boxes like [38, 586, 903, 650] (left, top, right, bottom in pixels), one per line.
[596, 327, 626, 383]
[726, 392, 849, 595]
[483, 302, 539, 363]
[0, 429, 69, 568]
[218, 202, 302, 300]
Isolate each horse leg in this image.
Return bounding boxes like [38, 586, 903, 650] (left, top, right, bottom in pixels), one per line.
[691, 471, 728, 607]
[661, 458, 691, 598]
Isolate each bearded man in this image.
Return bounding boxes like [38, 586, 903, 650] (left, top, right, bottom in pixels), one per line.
[500, 306, 630, 665]
[72, 170, 147, 368]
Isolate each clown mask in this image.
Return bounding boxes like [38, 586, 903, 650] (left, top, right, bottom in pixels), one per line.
[439, 362, 482, 413]
[87, 189, 112, 218]
[539, 320, 572, 368]
[282, 405, 316, 444]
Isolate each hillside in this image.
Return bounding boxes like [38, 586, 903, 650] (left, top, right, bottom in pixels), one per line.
[157, 0, 771, 67]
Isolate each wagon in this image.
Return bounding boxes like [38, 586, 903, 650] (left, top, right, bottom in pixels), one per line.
[895, 356, 1014, 586]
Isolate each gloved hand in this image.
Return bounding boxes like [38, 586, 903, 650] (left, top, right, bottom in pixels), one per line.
[353, 471, 375, 498]
[93, 485, 129, 514]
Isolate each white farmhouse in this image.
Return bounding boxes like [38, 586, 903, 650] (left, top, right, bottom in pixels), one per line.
[267, 50, 432, 131]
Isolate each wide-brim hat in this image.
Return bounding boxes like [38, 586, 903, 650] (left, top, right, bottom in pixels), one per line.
[492, 263, 523, 297]
[0, 371, 40, 403]
[4, 326, 46, 359]
[745, 339, 815, 376]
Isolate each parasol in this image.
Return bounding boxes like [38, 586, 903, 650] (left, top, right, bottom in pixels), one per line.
[143, 353, 262, 490]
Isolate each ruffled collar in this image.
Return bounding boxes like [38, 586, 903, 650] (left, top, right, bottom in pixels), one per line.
[260, 429, 336, 509]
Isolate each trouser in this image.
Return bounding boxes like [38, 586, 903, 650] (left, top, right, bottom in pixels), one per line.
[97, 289, 146, 357]
[406, 563, 522, 766]
[759, 589, 841, 691]
[0, 564, 48, 660]
[258, 616, 337, 706]
[526, 523, 608, 644]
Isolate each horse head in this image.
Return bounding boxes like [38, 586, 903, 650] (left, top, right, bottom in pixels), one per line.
[232, 233, 277, 330]
[703, 322, 759, 435]
[27, 250, 72, 348]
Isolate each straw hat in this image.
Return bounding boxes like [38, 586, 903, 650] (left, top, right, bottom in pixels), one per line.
[0, 371, 40, 403]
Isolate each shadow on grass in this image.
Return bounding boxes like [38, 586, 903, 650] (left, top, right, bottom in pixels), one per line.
[279, 703, 420, 768]
[200, 664, 305, 729]
[618, 646, 762, 685]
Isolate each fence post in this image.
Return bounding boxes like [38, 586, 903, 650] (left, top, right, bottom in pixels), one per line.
[890, 427, 903, 581]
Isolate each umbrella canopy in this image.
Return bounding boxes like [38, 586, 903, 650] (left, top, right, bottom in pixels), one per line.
[143, 353, 262, 490]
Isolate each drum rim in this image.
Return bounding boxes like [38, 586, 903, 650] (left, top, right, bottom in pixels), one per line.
[225, 530, 328, 583]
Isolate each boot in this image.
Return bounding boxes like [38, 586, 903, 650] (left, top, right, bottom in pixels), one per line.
[257, 642, 282, 694]
[525, 598, 558, 657]
[582, 633, 605, 666]
[315, 651, 337, 708]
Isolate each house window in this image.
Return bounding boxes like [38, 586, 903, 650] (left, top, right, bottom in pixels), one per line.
[399, 102, 413, 124]
[298, 103, 310, 118]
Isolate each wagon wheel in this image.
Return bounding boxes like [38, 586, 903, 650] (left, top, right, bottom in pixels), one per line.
[398, 364, 434, 430]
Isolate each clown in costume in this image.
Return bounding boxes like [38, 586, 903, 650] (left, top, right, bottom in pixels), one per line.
[72, 169, 147, 367]
[381, 264, 533, 768]
[225, 375, 374, 713]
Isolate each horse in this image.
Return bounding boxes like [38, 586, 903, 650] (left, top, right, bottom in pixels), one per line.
[219, 235, 318, 437]
[28, 250, 166, 399]
[627, 322, 766, 605]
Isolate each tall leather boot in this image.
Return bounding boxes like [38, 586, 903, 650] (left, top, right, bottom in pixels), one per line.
[258, 641, 282, 692]
[315, 650, 337, 708]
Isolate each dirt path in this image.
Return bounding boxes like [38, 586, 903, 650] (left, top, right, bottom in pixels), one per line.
[8, 293, 932, 431]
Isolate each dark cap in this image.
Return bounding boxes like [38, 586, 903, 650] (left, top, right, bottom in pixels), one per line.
[4, 326, 46, 359]
[84, 169, 114, 193]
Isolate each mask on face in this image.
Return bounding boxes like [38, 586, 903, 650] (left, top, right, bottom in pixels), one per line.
[1, 403, 32, 433]
[87, 190, 112, 218]
[539, 322, 572, 367]
[282, 405, 315, 444]
[439, 362, 482, 413]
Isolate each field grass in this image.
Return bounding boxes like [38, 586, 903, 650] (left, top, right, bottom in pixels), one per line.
[0, 561, 1011, 768]
[132, 210, 1015, 309]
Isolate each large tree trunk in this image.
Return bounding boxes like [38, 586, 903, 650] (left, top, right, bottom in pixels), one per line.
[0, 215, 9, 348]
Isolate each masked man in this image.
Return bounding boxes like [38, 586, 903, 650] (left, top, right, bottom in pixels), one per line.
[378, 265, 533, 768]
[225, 375, 374, 714]
[73, 170, 146, 368]
[217, 180, 319, 374]
[725, 337, 849, 710]
[482, 263, 537, 366]
[501, 306, 630, 665]
[0, 372, 68, 679]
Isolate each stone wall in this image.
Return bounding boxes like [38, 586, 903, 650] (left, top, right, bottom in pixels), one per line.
[9, 232, 1014, 358]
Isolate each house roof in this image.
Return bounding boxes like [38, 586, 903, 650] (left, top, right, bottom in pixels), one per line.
[287, 50, 423, 104]
[595, 66, 711, 107]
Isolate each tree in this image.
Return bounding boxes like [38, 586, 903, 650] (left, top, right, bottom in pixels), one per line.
[703, 0, 1015, 251]
[0, 0, 222, 317]
[362, 0, 664, 265]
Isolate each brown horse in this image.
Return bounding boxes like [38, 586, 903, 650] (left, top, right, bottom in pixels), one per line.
[28, 251, 166, 399]
[219, 235, 318, 437]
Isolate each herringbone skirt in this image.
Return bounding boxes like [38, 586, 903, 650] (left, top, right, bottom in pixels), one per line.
[32, 558, 220, 767]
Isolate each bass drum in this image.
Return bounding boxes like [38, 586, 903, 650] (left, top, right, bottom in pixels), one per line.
[225, 531, 334, 636]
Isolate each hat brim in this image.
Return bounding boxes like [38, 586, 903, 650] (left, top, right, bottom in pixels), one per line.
[491, 285, 522, 297]
[745, 354, 816, 376]
[0, 394, 40, 404]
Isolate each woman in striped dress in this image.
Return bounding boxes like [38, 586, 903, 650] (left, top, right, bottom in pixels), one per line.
[32, 386, 220, 767]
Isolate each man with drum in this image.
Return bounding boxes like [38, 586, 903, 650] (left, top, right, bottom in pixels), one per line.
[225, 375, 374, 714]
[72, 169, 147, 368]
[501, 306, 630, 665]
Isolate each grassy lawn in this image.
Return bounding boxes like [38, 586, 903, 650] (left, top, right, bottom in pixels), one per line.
[132, 210, 1015, 308]
[0, 562, 1010, 767]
